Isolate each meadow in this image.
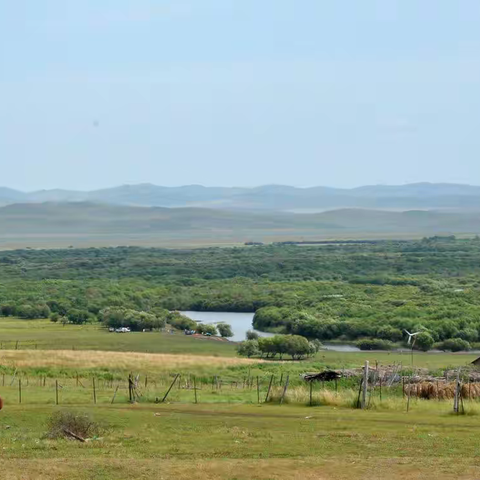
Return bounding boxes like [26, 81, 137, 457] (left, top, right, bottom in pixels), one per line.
[2, 403, 480, 480]
[2, 240, 480, 478]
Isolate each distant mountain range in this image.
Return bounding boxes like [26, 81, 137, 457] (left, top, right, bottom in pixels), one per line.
[2, 183, 480, 211]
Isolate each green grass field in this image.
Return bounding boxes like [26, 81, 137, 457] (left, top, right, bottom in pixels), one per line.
[1, 318, 478, 370]
[2, 317, 480, 479]
[2, 403, 480, 479]
[0, 318, 238, 356]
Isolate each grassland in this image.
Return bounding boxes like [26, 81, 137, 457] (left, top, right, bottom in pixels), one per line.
[0, 318, 478, 372]
[0, 318, 238, 356]
[2, 403, 480, 479]
[2, 320, 480, 479]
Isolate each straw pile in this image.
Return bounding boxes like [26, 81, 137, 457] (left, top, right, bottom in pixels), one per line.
[404, 382, 480, 400]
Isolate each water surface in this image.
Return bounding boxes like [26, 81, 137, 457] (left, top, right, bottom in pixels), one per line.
[180, 311, 273, 342]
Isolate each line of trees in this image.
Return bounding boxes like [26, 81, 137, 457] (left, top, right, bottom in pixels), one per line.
[253, 306, 478, 351]
[237, 335, 322, 360]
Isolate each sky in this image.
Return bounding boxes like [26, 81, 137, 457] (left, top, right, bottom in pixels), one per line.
[1, 1, 480, 191]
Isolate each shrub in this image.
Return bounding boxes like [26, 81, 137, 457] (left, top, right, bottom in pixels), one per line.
[435, 338, 471, 352]
[356, 338, 394, 351]
[246, 330, 259, 341]
[195, 323, 218, 336]
[217, 323, 234, 338]
[414, 331, 435, 352]
[45, 410, 106, 440]
[237, 340, 260, 358]
[167, 312, 197, 331]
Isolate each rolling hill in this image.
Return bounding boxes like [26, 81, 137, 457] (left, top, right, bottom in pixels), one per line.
[0, 203, 479, 248]
[2, 183, 480, 211]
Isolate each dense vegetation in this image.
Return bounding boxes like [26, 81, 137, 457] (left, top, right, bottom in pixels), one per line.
[1, 237, 480, 349]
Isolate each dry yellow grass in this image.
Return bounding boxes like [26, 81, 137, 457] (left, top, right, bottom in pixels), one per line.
[0, 349, 260, 372]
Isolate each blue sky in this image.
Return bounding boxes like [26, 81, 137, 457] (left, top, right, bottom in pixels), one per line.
[1, 1, 480, 191]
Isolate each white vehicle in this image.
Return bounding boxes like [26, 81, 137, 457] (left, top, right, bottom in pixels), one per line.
[115, 327, 131, 333]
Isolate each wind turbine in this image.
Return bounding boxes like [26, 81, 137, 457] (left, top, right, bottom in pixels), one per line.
[404, 330, 421, 346]
[404, 330, 422, 367]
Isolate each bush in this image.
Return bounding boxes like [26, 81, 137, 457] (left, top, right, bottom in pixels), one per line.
[237, 340, 260, 358]
[217, 323, 234, 338]
[414, 331, 435, 352]
[246, 330, 259, 341]
[46, 410, 106, 440]
[195, 323, 218, 336]
[101, 307, 166, 331]
[257, 334, 313, 359]
[436, 338, 471, 352]
[167, 312, 197, 331]
[356, 338, 394, 351]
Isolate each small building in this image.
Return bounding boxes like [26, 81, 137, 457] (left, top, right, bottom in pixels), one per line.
[471, 357, 480, 367]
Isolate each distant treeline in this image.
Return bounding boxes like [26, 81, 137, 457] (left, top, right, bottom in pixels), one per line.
[0, 238, 480, 349]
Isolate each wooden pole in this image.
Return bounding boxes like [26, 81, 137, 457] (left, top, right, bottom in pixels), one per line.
[55, 380, 59, 405]
[128, 375, 133, 403]
[10, 368, 18, 386]
[356, 378, 363, 408]
[111, 386, 119, 404]
[264, 375, 274, 403]
[454, 368, 461, 414]
[162, 374, 180, 403]
[18, 379, 22, 404]
[280, 375, 290, 405]
[407, 373, 413, 412]
[361, 361, 369, 409]
[379, 374, 382, 402]
[145, 376, 148, 389]
[256, 376, 260, 404]
[92, 378, 97, 404]
[193, 376, 198, 404]
[309, 381, 313, 406]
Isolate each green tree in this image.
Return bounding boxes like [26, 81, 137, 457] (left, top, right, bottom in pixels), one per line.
[217, 323, 234, 338]
[246, 330, 259, 340]
[414, 332, 435, 352]
[196, 323, 218, 336]
[237, 340, 260, 358]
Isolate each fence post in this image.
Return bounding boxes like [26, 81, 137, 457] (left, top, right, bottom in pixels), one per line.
[111, 386, 119, 404]
[55, 380, 59, 405]
[361, 361, 369, 409]
[193, 376, 198, 404]
[257, 376, 260, 404]
[18, 379, 22, 404]
[454, 368, 461, 414]
[162, 374, 180, 403]
[92, 378, 97, 404]
[407, 372, 413, 412]
[309, 381, 313, 406]
[264, 375, 274, 403]
[280, 375, 290, 405]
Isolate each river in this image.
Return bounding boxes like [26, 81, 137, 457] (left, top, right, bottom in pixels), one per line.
[180, 311, 273, 342]
[180, 311, 360, 351]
